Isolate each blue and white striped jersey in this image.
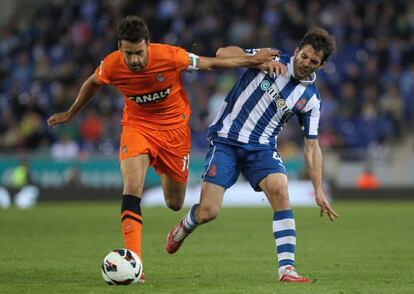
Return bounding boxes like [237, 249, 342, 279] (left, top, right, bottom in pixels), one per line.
[208, 50, 321, 149]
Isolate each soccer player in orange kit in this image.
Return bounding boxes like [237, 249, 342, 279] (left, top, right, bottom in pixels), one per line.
[47, 15, 282, 282]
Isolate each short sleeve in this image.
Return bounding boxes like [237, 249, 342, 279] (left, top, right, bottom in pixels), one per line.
[95, 59, 111, 85]
[297, 105, 320, 139]
[172, 46, 191, 72]
[244, 48, 280, 63]
[244, 48, 260, 55]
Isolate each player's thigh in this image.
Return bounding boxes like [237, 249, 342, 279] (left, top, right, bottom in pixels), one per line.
[241, 149, 287, 192]
[153, 126, 191, 184]
[201, 141, 240, 189]
[160, 174, 187, 206]
[120, 154, 151, 196]
[119, 126, 157, 163]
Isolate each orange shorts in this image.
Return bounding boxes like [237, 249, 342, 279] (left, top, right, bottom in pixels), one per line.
[119, 125, 191, 183]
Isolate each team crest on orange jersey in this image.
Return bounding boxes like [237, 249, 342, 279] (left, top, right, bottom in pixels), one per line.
[156, 73, 165, 82]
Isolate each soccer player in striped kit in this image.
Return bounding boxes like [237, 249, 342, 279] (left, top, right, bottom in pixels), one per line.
[166, 28, 338, 283]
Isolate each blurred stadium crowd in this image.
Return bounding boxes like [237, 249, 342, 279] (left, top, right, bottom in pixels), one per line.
[0, 0, 413, 160]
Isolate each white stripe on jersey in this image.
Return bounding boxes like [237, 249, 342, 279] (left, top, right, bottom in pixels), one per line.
[217, 73, 265, 138]
[210, 101, 228, 126]
[258, 109, 284, 144]
[238, 76, 290, 143]
[307, 95, 320, 136]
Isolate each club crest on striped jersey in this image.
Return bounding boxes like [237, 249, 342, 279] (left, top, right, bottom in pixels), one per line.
[295, 97, 307, 111]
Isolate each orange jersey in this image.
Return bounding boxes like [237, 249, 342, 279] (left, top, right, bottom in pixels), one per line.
[95, 43, 192, 130]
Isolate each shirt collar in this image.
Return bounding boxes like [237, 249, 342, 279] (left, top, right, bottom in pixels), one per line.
[287, 56, 316, 85]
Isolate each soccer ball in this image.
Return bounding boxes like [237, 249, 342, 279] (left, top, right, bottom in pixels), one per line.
[101, 248, 143, 285]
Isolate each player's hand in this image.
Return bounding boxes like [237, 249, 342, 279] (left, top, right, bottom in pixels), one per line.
[262, 61, 287, 77]
[47, 111, 72, 128]
[315, 191, 338, 222]
[253, 48, 280, 63]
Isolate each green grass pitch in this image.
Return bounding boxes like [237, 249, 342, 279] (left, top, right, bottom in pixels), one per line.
[0, 201, 413, 293]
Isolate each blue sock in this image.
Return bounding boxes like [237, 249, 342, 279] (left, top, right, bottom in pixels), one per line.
[273, 209, 296, 271]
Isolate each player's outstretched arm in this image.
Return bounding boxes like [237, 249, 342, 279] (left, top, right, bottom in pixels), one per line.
[304, 138, 338, 221]
[47, 73, 102, 128]
[195, 47, 279, 71]
[215, 46, 286, 76]
[215, 46, 246, 57]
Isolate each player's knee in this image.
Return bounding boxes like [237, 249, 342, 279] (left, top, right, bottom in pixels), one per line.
[268, 185, 289, 203]
[196, 205, 220, 223]
[164, 190, 185, 211]
[123, 179, 144, 196]
[165, 198, 183, 211]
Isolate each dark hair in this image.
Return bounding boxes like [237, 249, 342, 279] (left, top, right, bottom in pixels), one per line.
[298, 28, 336, 63]
[117, 15, 150, 43]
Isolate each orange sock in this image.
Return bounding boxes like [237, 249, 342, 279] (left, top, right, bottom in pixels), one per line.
[121, 195, 143, 259]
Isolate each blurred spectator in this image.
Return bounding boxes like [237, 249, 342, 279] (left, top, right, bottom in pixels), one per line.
[355, 166, 380, 190]
[0, 186, 11, 209]
[0, 0, 412, 158]
[380, 84, 403, 139]
[10, 160, 39, 208]
[51, 133, 80, 160]
[79, 108, 103, 152]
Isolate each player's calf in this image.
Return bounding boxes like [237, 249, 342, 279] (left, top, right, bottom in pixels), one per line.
[196, 204, 220, 223]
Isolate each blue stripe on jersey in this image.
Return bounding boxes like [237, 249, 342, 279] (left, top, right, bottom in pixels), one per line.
[280, 78, 300, 99]
[315, 89, 322, 113]
[293, 85, 315, 111]
[248, 100, 277, 144]
[265, 79, 303, 145]
[297, 110, 318, 139]
[315, 88, 321, 100]
[209, 69, 259, 137]
[278, 54, 290, 66]
[269, 134, 276, 146]
[297, 111, 310, 132]
[296, 85, 318, 138]
[241, 54, 294, 146]
[301, 112, 317, 139]
[227, 76, 268, 142]
[248, 78, 299, 144]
